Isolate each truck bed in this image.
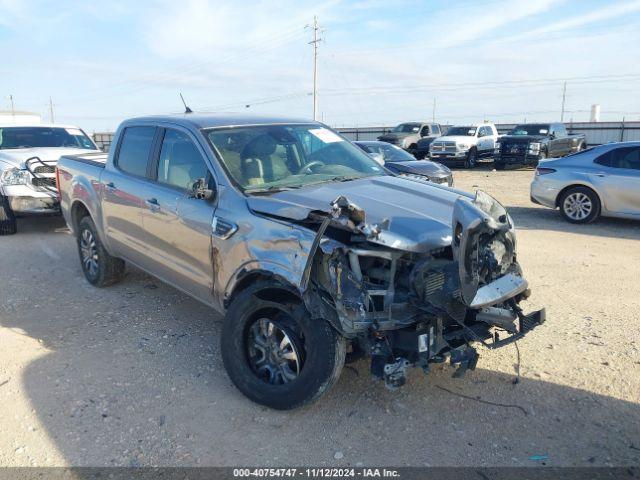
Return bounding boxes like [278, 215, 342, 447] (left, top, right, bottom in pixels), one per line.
[61, 151, 108, 168]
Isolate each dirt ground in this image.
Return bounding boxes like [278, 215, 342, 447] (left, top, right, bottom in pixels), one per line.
[1, 166, 639, 467]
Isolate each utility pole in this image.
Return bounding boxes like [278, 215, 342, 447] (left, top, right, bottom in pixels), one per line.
[432, 98, 436, 122]
[49, 96, 55, 123]
[8, 94, 15, 117]
[307, 16, 322, 121]
[560, 81, 567, 122]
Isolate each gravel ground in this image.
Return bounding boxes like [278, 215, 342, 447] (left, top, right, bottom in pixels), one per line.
[1, 167, 639, 467]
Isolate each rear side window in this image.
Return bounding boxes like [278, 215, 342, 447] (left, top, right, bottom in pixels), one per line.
[116, 127, 156, 177]
[610, 147, 640, 170]
[157, 129, 209, 190]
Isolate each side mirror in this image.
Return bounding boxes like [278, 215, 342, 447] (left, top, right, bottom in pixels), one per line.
[190, 178, 215, 200]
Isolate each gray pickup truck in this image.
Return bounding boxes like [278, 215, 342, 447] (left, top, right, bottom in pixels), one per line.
[57, 114, 545, 409]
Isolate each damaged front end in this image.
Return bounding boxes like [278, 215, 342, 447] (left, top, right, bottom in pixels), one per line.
[300, 191, 545, 389]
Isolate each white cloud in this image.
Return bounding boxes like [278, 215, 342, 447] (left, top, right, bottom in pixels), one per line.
[424, 0, 561, 48]
[496, 0, 640, 43]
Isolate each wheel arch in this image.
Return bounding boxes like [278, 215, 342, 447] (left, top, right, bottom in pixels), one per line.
[70, 199, 91, 233]
[555, 183, 602, 208]
[224, 269, 302, 310]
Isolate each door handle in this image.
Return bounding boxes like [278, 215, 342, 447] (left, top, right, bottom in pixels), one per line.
[145, 198, 160, 211]
[594, 172, 607, 177]
[105, 182, 116, 191]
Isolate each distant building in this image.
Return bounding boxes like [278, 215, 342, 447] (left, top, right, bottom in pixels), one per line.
[0, 111, 41, 125]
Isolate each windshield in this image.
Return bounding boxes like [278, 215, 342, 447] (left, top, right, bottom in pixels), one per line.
[0, 127, 96, 150]
[205, 124, 385, 193]
[445, 126, 477, 136]
[360, 142, 415, 163]
[509, 124, 550, 136]
[392, 123, 421, 133]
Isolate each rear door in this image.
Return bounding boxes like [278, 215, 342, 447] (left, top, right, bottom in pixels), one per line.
[143, 126, 217, 303]
[592, 146, 640, 215]
[101, 126, 159, 268]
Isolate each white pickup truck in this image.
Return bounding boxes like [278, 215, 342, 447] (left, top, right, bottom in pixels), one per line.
[0, 124, 99, 235]
[429, 123, 499, 168]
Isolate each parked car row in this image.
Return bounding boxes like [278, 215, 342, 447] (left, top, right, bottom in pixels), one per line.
[378, 121, 588, 170]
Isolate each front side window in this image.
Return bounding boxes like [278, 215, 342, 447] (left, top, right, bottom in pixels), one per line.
[0, 127, 96, 150]
[205, 124, 384, 192]
[116, 126, 156, 177]
[157, 130, 209, 190]
[446, 126, 476, 136]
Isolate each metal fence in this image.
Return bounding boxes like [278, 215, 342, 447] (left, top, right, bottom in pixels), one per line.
[91, 121, 640, 152]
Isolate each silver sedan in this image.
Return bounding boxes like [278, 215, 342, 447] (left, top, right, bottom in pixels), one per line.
[530, 142, 640, 223]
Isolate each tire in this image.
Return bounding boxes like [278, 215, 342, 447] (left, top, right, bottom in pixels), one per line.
[221, 281, 346, 410]
[464, 148, 477, 169]
[76, 216, 125, 286]
[559, 186, 600, 224]
[0, 194, 17, 236]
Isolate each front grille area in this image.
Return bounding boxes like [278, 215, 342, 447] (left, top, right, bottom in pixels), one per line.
[34, 165, 56, 174]
[499, 142, 529, 162]
[32, 177, 57, 188]
[431, 141, 457, 153]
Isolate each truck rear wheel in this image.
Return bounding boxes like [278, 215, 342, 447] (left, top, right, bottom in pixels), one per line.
[221, 282, 346, 410]
[77, 216, 125, 286]
[0, 195, 17, 236]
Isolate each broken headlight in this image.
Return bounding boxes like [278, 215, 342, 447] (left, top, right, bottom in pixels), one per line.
[1, 168, 30, 185]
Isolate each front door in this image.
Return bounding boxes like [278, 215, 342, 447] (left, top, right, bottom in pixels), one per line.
[142, 127, 216, 303]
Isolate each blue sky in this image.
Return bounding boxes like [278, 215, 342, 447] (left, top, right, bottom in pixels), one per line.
[1, 0, 640, 131]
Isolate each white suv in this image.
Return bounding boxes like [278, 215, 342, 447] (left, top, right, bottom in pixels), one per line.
[429, 123, 498, 168]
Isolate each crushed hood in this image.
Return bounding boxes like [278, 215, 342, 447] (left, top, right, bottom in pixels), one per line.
[0, 147, 99, 169]
[247, 175, 473, 253]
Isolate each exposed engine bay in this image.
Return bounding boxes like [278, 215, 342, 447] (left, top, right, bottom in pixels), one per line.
[297, 191, 545, 389]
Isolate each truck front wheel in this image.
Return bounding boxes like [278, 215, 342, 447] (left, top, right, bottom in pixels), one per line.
[221, 282, 346, 410]
[464, 148, 477, 169]
[77, 216, 125, 286]
[0, 195, 17, 236]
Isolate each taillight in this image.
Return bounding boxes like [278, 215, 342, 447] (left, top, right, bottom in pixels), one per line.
[55, 166, 61, 199]
[536, 167, 556, 176]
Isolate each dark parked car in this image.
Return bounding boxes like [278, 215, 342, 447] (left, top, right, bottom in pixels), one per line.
[354, 141, 453, 186]
[377, 122, 442, 157]
[495, 123, 587, 170]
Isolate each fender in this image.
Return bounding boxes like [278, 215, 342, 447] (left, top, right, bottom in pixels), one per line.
[222, 260, 306, 310]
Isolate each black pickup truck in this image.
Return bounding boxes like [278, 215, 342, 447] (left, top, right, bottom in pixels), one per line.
[494, 123, 587, 170]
